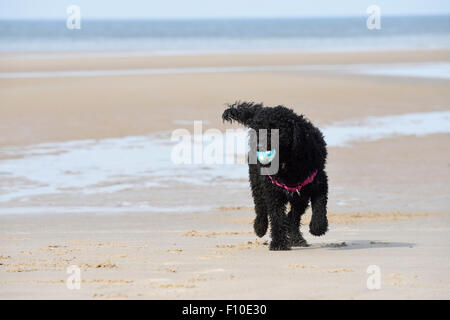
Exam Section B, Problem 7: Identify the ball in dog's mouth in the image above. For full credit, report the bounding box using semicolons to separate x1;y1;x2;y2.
256;149;276;165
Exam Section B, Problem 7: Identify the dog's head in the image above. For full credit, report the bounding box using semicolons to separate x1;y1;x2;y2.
222;101;326;181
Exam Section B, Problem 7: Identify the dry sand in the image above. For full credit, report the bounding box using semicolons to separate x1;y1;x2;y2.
0;50;449;299
0;209;449;299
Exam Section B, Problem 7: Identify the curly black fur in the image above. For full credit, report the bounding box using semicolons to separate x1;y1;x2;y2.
222;102;329;250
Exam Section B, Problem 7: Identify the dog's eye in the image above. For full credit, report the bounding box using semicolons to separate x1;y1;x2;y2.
257;149;276;165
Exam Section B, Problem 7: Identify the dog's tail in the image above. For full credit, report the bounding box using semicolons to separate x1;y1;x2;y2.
222;101;262;127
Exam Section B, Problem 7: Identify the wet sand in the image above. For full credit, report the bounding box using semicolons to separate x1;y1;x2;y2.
1;49;449;146
0;50;449;299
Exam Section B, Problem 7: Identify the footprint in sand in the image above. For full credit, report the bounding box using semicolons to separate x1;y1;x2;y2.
79;260;117;269
288;264;318;269
181;230;252;237
93;293;128;299
328;268;354;273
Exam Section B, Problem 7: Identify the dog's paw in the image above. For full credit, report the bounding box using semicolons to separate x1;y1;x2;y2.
253;215;268;238
288;234;309;247
269;241;291;251
309;217;328;236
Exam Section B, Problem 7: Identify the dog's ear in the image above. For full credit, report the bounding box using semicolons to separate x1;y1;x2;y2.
292;120;314;163
292;119;303;148
222;101;262;127
293;119;327;167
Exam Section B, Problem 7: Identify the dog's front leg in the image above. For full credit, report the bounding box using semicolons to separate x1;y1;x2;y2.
266;192;290;250
287;195;310;246
249;166;269;238
309;170;329;236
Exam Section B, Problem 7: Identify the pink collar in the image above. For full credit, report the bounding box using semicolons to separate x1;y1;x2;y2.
268;170;318;194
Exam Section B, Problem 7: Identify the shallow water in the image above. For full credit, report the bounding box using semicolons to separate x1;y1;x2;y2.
0;110;449;213
1;62;449;79
352;62;450;79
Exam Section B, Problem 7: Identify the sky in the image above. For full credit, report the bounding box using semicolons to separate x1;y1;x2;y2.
1;0;450;19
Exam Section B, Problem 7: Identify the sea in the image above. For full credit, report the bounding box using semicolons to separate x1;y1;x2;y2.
0;16;449;54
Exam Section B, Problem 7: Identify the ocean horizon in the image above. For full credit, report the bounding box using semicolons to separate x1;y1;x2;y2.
1;15;450;54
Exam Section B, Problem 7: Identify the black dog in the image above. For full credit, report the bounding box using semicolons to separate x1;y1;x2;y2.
222;102;328;250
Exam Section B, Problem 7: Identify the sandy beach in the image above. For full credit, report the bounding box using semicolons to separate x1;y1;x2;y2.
0;50;449;299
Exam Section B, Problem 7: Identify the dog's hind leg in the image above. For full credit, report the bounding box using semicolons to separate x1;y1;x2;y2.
287;195;310;247
309;170;329;236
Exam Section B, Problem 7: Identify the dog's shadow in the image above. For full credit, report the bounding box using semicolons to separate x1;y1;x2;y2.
291;240;415;251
